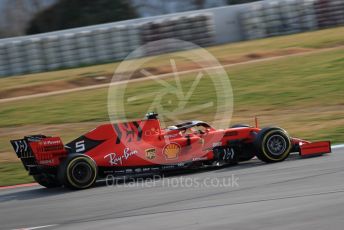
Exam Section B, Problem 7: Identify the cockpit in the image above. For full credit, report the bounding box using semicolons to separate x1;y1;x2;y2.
145;112;215;137
165;121;215;136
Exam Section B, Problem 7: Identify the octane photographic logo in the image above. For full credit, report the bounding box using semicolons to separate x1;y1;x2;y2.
106;174;239;189
107;38;233;161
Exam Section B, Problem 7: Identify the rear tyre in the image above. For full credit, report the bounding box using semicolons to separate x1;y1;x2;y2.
33;173;60;188
58;155;97;189
254;127;292;163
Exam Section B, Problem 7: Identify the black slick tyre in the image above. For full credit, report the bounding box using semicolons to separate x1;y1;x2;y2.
58;154;97;189
254;127;292;163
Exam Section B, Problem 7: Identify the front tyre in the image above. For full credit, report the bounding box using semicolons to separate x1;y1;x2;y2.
254;127;292;163
58;155;97;189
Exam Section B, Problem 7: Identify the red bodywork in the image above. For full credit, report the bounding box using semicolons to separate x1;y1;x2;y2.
11;116;332;176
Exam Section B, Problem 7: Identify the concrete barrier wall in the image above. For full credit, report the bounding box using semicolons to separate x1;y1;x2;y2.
0;0;344;77
0;13;215;77
240;0;317;39
240;0;344;40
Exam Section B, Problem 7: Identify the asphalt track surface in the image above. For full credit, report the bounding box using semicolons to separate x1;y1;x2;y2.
0;146;343;230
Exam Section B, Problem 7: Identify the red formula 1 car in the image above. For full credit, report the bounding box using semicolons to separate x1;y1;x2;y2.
10;113;331;189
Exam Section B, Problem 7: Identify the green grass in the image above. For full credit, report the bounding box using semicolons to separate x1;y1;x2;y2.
0;163;33;186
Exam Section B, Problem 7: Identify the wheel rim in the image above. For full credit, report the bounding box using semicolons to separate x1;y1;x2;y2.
71;161;92;184
267;135;287;156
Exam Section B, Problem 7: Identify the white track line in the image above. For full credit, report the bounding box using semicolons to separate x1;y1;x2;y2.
1;46;343;104
13;224;57;230
332;144;344;149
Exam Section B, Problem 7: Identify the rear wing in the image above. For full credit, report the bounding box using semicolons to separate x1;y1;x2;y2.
10;135;67;174
11;138;31;159
10;137;40;171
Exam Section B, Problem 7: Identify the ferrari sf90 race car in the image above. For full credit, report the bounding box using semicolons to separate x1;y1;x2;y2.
10;113;331;189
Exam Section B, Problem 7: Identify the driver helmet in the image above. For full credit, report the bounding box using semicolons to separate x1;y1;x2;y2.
167;125;178;130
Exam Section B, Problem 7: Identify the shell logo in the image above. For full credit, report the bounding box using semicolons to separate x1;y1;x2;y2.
163;143;181;160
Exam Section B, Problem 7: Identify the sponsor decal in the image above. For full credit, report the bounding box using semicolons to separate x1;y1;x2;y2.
163;142;181;160
144;128;159;136
223;147;235;160
113;122;142;144
13;140;28;153
113;124;122;144
162;165;176;169
192;157;208;161
145;148;156;160
212;142;222;147
125;169;133;173
39;159;54;164
151;167;160;171
164;133;180;139
38;141;64;152
123;123;135;142
104;147;138;166
114;170;126;174
132;121;143;141
103;170;115;174
43;140;61;145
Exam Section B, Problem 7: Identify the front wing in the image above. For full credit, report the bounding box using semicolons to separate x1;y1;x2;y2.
299;141;331;156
